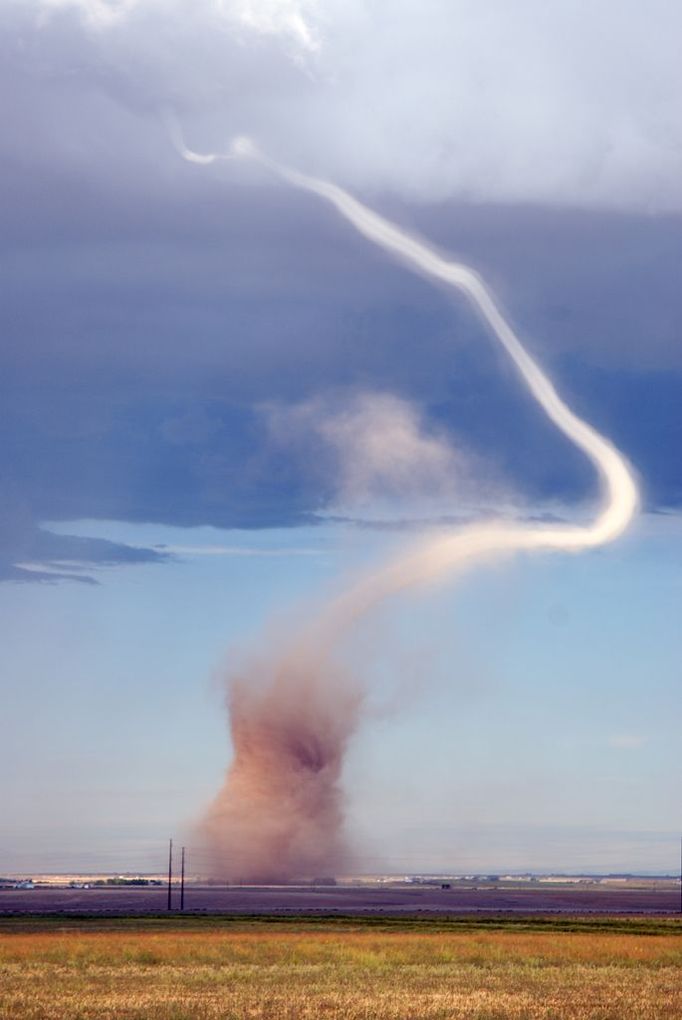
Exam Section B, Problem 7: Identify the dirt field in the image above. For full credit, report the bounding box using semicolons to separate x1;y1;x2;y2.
1;881;679;916
1;916;681;1019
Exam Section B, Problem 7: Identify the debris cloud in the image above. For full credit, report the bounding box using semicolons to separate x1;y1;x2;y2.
201;645;362;883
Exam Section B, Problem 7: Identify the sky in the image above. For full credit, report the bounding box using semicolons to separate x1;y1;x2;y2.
1;0;681;875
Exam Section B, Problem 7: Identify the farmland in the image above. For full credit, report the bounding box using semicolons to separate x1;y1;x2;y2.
1;915;680;1019
0;877;678;916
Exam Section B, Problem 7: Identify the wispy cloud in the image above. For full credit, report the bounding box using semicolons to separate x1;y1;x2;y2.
1;527;169;585
607;734;648;750
154;544;322;557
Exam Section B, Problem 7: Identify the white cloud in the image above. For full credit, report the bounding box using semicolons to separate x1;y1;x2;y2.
38;0;319;48
607;733;647;750
28;0;682;211
39;0;140;29
219;0;320;53
154;544;321;556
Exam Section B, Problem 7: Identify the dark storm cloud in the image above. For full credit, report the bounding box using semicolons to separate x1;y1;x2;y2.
0;492;168;584
1;0;681;582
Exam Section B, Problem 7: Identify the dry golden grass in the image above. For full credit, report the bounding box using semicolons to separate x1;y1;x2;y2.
1;919;681;1019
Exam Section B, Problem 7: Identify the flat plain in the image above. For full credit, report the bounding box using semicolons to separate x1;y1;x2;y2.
1;915;681;1020
1;880;678;915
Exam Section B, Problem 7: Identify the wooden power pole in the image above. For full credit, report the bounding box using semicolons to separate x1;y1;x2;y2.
167;838;173;912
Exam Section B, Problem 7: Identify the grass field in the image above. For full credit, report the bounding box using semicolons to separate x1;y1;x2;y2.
1;915;681;1019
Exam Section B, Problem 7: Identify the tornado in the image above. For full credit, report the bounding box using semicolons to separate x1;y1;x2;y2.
201;646;362;883
183;134;639;882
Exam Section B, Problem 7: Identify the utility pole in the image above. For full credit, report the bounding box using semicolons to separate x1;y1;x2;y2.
180;846;186;912
167;838;173;912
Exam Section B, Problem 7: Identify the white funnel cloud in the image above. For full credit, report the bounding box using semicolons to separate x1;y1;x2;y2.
179;135;638;623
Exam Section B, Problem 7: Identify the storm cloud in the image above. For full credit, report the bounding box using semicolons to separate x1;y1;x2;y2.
1;0;681;582
11;1;682;210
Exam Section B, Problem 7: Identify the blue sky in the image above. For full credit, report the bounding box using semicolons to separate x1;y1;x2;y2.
2;515;680;874
1;0;681;875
